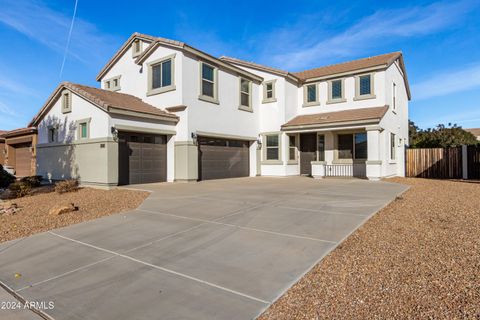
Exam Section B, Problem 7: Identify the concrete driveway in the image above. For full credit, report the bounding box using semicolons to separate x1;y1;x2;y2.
0;177;407;320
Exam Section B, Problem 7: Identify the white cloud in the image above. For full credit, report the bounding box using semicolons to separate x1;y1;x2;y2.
412;63;480;100
262;1;474;71
0;0;119;65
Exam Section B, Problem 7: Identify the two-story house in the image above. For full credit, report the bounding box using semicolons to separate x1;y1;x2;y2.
29;33;410;187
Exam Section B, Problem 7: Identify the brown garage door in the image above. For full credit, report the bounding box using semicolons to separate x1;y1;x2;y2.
198;136;250;180
118;132;167;185
14;143;32;177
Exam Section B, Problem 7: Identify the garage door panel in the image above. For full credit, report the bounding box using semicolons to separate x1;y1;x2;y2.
14;145;31;177
119;133;167;185
198;137;249;181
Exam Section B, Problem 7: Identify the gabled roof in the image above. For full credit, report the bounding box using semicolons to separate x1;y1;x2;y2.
219;57;300;82
97;32;263;83
282;106;389;130
465;128;480;137
29;82;178;126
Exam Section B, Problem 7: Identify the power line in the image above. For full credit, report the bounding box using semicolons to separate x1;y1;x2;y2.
59;0;79;80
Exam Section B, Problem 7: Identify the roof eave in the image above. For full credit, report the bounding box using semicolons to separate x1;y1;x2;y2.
281;118;382;131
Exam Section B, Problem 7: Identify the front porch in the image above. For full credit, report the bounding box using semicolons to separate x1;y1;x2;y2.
287;129;383;180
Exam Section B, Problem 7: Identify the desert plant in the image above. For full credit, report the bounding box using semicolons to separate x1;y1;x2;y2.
8;181;32;198
0;165;16;188
54;179;79;194
20;175;43;188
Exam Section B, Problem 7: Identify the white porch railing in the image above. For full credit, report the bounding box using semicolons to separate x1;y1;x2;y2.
312;163;367;178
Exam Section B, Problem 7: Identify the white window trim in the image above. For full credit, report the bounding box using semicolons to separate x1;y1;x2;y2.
390;132;397;162
132;39;143;58
238;78;253;112
61;90;72;114
262;79;277;104
261;132;282;164
287;134;298;164
392;81;397;113
354;72;376;101
303;83;320;107
76;118;91;140
104;75;121;92
198;62;219;104
327;78;347;104
146;54;176;96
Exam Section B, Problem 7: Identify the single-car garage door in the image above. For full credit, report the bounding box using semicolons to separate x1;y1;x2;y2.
198;136;250;180
118;132;167;185
13;143;32;177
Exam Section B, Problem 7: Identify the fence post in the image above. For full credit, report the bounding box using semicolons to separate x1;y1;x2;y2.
462;145;468;180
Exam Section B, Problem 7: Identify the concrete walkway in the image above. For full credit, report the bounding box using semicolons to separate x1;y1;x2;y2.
0;177;407;320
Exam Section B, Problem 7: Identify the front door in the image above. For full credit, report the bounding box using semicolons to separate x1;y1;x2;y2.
300;133;317;176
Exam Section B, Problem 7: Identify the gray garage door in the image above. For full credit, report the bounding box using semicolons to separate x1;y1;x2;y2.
118;132;167;185
198;136;250;181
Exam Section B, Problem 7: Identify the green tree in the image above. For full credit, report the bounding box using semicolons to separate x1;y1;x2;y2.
409;121;479;148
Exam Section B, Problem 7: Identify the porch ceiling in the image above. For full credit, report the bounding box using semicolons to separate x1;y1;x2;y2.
281;106;388;131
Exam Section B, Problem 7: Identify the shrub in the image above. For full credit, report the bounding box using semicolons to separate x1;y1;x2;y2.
54;179;79;194
0;165;16;188
8;181;32;198
20;175;43;188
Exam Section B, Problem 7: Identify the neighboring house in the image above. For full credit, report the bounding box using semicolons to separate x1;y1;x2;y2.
30;32;410;187
465;128;480;141
1;127;38;177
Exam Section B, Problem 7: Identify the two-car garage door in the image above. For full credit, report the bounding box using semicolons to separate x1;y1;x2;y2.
118;132;250;184
198;136;250;180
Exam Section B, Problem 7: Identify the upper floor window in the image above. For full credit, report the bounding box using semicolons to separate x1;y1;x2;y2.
392;82;397;112
262;80;276;103
328;79;345;104
239;78;252;112
199;62;218;104
303;83;319;107
132;39;142;57
147;54;175;96
355;73;375;100
104;75;121;91
61;90;71;114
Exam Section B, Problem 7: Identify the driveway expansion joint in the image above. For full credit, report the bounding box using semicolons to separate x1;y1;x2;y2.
47;231;270;305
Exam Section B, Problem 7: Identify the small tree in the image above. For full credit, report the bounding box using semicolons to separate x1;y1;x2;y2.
410;122;479;148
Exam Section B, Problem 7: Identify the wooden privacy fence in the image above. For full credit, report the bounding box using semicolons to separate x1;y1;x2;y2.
406;147;463;179
467;145;480;179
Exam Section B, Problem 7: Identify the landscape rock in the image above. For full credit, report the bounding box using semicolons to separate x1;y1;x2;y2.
49;203;79;216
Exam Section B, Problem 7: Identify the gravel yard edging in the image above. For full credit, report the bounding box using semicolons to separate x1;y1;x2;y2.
255;182;410;319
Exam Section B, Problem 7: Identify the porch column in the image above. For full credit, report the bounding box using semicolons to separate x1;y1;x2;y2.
366;127;382;181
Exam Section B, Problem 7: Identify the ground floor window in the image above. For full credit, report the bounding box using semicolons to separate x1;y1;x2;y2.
288;135;296;160
390;133;396;160
317;134;325;161
265;134;279;160
337;133;367;160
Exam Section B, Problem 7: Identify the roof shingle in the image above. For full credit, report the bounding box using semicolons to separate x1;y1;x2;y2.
293;52;402;80
282;106;389;129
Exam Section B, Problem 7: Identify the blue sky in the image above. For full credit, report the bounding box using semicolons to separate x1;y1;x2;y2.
1;0;480;130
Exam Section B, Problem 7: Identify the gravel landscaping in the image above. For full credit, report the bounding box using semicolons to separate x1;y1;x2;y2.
260;178;480;319
0;187;149;243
